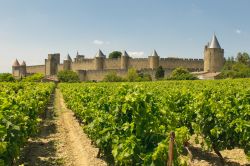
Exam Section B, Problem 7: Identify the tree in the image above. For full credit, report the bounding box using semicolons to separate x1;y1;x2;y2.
0;73;15;82
103;71;125;82
236;52;250;65
109;51;122;59
21;73;44;82
220;52;250;78
57;70;80;82
155;66;165;79
168;67;198;80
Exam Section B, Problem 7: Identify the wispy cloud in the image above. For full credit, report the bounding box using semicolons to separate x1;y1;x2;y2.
93;40;110;45
128;51;144;58
236;29;241;34
93;40;104;45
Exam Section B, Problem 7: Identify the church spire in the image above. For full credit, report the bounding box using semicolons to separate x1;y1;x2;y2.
209;33;221;48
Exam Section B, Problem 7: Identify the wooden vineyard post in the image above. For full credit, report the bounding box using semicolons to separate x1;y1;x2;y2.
167;131;175;166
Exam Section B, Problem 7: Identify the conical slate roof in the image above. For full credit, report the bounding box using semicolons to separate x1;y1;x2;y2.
12;59;20;66
67;54;72;61
122;50;129;57
95;49;105;58
20;61;26;66
151;50;159;56
209;34;221;48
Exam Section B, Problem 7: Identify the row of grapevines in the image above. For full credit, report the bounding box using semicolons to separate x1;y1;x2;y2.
59;79;250;165
0;82;55;165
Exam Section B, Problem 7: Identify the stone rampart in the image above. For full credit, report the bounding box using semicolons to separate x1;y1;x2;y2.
26;65;45;74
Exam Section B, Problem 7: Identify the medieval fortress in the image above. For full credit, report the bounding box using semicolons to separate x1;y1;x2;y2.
12;34;225;81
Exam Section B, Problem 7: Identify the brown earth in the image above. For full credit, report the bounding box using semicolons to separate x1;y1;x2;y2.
18;89;107;166
188;135;250;166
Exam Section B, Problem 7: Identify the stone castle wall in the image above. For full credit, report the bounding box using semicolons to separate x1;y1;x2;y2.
25;56;204;81
159;58;203;71
71;59;95;71
12;35;225;80
104;58;121;69
129;58;149;70
77;68;173;81
77;69;128;81
26;65;45;74
58;64;64;72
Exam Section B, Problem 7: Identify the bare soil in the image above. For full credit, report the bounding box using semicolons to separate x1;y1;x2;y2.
56;89;106;166
18;89;107;166
188;135;250;166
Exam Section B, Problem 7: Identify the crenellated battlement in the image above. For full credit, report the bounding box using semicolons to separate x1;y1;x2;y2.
12;34;224;80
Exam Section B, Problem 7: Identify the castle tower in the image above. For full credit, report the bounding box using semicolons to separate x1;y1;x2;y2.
63;54;72;70
94;49;105;70
204;34;225;72
121;50;129;69
149;50;159;69
19;61;27;77
12;59;20;77
45;53;60;76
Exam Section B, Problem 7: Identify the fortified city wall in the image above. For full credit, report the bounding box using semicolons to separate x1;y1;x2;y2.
11;34;225;81
26;65;45;74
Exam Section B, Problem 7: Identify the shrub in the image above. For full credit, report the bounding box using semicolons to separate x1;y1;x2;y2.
155;66;165;80
57;70;80;82
168;67;198;80
21;73;44;82
127;68;139;82
0;73;15;82
138;72;152;81
103;71;125;82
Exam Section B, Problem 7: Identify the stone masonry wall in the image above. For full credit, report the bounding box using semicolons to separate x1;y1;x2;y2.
128;58;149;70
26;65;45;74
104;58;121;69
159;58;204;71
77;69;128;81
26;57;204;77
71;59;95;71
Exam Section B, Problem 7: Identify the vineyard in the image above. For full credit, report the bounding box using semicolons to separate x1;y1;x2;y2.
0;82;55;165
59;79;250;165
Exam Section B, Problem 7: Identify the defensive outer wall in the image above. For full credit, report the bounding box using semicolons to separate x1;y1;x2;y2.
12;34;225;81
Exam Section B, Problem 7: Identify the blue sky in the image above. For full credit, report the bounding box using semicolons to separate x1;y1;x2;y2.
0;0;250;72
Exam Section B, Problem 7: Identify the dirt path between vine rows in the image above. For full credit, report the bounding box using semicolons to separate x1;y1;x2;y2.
19;89;107;166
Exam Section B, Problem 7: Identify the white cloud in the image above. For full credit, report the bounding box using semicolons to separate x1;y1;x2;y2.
92;40;110;45
128;51;144;58
93;40;104;45
236;29;241;34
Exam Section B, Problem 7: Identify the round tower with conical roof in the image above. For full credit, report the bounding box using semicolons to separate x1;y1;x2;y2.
149;50;159;69
204;34;225;72
20;61;27;77
121;50;129;69
12;59;20;77
95;49;105;70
